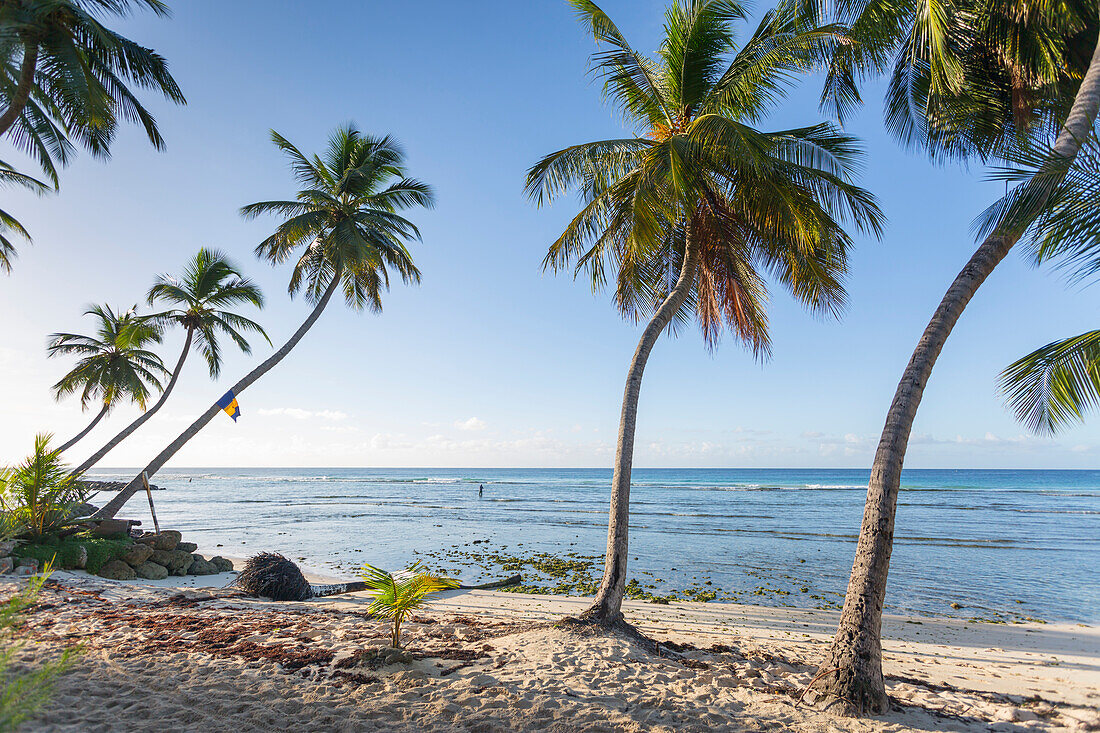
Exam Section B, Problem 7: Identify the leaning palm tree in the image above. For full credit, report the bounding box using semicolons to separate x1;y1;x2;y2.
526;0;883;627
47;304;167;453
800;0;1100;714
71;248;268;474
0;0;185;171
94;124;433;519
0;159;48;273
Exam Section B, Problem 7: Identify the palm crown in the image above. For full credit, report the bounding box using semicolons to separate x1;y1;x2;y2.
0;159;47;272
241;125;434;311
146;248;268;378
816;0;1098;162
526;0;884;354
47;303;167;411
0;0;185;181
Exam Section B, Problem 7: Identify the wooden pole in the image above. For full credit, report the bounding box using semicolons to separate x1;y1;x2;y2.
142;471;160;535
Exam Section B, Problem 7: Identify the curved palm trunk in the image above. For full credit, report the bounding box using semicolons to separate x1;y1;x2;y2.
94;273;343;520
811;38;1100;716
0;45;39;138
582;224;701;625
72;328;194;476
56;403;109;454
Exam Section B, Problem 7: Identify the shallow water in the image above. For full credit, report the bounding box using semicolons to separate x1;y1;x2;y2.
86;467;1100;623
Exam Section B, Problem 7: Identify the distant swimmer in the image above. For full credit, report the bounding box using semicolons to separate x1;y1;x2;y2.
479;484;484;497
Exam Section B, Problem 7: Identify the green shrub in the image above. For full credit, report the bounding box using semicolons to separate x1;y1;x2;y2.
13;535;133;573
82;537;132;574
0;565;79;731
0;435;89;541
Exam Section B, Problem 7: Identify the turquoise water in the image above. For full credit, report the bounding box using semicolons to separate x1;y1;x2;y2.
86;467;1100;623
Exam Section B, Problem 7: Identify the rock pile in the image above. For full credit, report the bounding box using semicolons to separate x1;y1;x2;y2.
95;530;234;581
0;541;40;576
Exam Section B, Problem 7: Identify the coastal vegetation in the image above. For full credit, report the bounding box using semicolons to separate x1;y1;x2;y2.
0;434;86;541
0;0;183;271
0;565;77;732
46;305;167;453
797;0;1100;713
72;248;268;475
95;125;434;519
0;0;1097;727
359;563;458;649
526;0;883;627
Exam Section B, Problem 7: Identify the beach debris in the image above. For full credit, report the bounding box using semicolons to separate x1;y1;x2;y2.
232;553;518;603
233;552;314;601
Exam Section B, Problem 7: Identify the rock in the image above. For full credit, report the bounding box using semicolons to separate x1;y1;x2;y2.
170;566;188;577
77;480;161;492
72;545;88;569
150;548;194;573
66;502;99;520
0;557;12;574
210;556;234;572
14;565;37;577
177;542;198;553
14;557;38;570
120;544;154;567
151;531;182;551
187;557;218;575
0;540;16;558
97;560;136;580
135;561;169;580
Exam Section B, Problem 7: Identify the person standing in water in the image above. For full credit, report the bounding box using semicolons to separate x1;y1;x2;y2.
479;484;484;497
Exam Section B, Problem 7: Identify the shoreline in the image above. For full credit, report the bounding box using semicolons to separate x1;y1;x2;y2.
19;562;1097;731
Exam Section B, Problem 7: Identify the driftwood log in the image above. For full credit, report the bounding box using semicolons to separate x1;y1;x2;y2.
231;553;521;601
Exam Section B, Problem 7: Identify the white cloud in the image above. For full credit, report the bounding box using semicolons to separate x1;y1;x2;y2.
257;408;348;421
454;416;486;432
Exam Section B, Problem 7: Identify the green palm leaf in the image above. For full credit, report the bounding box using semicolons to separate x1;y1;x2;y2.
998;331;1100;434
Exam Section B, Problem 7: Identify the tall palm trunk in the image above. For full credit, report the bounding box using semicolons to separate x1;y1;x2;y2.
0;45;39;137
812;37;1100;716
56;402;109;453
94;272;343;519
582;223;701;625
72;328;194;475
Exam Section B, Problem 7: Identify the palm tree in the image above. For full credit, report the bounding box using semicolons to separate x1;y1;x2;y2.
800;0;1100;715
360;563;458;649
47;303;168;453
995;136;1100;434
0;159;48;273
93;124;433;519
71;248;268;474
526;0;884;626
0;0;185;173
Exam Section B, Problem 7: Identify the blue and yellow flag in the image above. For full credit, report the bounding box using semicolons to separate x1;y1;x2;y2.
216;390;240;422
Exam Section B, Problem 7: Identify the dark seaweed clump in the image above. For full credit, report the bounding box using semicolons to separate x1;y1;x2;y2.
233;552;312;601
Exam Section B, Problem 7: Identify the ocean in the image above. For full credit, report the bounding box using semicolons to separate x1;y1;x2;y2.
85;467;1100;624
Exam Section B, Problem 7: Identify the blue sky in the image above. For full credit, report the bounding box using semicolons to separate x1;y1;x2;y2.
1;0;1098;469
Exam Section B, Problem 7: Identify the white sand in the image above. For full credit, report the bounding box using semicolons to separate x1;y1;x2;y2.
12;569;1100;732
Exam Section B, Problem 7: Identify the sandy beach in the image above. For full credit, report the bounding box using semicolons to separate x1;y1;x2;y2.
12;561;1099;732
